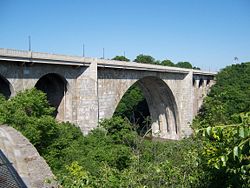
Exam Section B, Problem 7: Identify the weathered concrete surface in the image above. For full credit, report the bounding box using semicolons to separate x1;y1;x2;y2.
0;125;56;188
0;48;216;139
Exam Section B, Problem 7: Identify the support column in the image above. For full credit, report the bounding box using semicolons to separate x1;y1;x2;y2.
76;60;99;134
179;71;193;137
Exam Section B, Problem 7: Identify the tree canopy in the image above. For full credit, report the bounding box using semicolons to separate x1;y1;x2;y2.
175;61;193;69
134;54;156;64
112;56;130;62
161;59;175;67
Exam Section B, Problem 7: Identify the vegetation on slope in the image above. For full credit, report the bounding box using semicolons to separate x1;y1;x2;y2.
193;62;250;187
0;89;208;187
195;62;250;127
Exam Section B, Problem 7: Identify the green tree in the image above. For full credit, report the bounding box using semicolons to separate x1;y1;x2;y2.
176;61;193;69
195;112;250;187
112;56;130;62
100;116;138;148
134;54;156;64
161;59;175;67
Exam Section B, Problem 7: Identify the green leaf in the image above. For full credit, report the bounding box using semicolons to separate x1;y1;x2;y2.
239;127;245;138
206;127;212;137
220;156;227;166
233;146;238;160
214;162;220;169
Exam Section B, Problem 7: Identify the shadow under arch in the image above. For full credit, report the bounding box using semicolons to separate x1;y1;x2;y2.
0;74;13;99
35;73;68;119
115;76;180;140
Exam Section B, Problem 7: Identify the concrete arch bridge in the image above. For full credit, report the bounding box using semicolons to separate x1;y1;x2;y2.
0;48;215;140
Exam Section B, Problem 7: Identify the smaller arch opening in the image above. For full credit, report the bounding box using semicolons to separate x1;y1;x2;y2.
35;73;68;118
199;78;204;88
0;75;12;99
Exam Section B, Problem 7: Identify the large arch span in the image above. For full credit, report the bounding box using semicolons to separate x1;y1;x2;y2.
113;76;180;140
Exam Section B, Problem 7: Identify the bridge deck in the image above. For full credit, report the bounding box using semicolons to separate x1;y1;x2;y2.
0;48;216;75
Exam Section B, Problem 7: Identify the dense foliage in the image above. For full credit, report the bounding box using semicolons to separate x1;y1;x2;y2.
161;59;175;67
193;62;250;187
195;62;250;127
175;61;192;69
134;54;156;64
0;89;208;187
196;113;250;187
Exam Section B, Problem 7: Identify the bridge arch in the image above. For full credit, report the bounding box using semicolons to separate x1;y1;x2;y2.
35;73;68;120
0;74;13;99
114;76;180;140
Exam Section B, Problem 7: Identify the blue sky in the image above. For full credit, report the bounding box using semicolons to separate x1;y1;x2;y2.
0;0;249;71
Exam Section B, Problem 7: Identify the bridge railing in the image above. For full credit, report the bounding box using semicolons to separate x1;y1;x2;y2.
0;149;27;188
0;48;30;57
